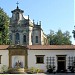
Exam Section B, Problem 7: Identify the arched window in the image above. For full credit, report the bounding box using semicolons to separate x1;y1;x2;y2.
9;34;12;40
16;12;19;20
15;33;20;44
31;35;33;43
35;36;38;43
23;35;26;43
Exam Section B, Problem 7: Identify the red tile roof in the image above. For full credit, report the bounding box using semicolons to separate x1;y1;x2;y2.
0;45;9;50
0;45;75;50
27;45;75;50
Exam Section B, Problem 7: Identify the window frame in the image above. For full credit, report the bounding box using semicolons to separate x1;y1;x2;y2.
15;33;20;44
23;35;26;43
16;12;19;20
0;55;2;64
35;55;45;64
9;33;12;40
35;36;38;43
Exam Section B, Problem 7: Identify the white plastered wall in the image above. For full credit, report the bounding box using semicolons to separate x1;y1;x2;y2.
28;49;75;72
0;50;9;72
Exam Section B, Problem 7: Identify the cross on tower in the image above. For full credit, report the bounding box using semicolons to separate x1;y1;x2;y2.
16;1;19;7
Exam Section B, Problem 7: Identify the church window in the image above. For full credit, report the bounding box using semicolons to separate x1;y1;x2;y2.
36;55;44;64
16;12;19;20
15;33;20;44
23;35;26;43
9;34;12;40
31;35;33;43
35;36;38;43
0;55;2;64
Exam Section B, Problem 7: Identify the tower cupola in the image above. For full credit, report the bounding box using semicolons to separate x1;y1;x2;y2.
11;2;24;21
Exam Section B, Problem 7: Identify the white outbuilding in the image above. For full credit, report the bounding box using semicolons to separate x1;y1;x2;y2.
0;45;75;72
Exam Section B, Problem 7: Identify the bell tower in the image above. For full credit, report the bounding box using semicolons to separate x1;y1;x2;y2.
11;2;24;24
9;2;26;45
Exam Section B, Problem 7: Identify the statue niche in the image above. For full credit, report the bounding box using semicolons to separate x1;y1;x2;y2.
15;60;23;68
13;60;25;73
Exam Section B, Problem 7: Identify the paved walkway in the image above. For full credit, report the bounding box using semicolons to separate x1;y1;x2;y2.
25;73;75;75
33;73;75;75
1;73;75;75
43;73;75;75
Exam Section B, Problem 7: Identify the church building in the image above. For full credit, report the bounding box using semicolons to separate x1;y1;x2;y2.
0;5;75;73
9;5;47;45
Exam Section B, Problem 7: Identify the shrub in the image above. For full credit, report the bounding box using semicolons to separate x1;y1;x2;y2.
29;67;36;73
27;67;44;74
1;65;8;73
7;67;23;73
46;65;55;73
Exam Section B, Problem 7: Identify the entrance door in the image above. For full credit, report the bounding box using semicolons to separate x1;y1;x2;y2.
57;55;66;72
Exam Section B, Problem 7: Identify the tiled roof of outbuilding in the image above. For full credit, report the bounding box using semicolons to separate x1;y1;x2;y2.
27;45;75;50
0;45;9;50
0;45;75;50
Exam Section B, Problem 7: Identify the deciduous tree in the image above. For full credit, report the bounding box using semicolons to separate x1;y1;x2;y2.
47;30;71;45
0;7;9;44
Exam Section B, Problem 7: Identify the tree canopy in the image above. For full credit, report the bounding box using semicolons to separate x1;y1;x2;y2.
0;7;9;44
72;26;75;39
47;30;71;45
